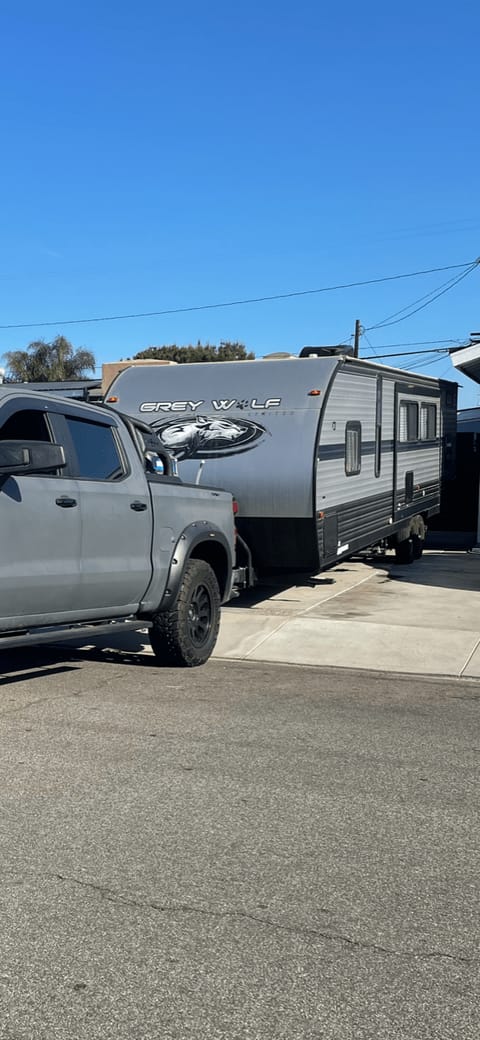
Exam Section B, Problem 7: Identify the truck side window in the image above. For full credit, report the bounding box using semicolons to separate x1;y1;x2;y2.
65;417;125;480
0;408;60;475
345;421;361;476
0;409;52;442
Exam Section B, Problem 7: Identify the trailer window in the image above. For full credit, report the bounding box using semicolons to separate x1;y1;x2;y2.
345;421;361;476
420;403;437;440
399;401;418;442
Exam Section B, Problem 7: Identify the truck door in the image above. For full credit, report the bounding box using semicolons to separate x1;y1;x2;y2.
0;403;82;625
58;410;154;613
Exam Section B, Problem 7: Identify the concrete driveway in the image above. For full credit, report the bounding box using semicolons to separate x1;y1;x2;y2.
217;550;480;678
68;551;480;680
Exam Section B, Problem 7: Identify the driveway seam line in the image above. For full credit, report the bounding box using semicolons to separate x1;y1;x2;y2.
299;571;377;616
241;616;294;658
459;636;480;677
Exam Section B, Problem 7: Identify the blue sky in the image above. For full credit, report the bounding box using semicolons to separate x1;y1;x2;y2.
1;0;479;405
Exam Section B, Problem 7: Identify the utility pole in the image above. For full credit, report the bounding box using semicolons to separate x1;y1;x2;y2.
353;319;361;358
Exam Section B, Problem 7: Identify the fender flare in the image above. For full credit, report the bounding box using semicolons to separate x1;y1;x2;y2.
155;521;233;613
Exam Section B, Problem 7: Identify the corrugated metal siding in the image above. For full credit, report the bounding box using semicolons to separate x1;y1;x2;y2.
395;444;441;492
337;490;393;546
315;372;444;560
316;370;395;510
394;388;441;507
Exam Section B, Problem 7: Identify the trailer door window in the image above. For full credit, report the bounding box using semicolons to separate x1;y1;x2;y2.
345;421;361;476
420;403;437;440
399;401;418;442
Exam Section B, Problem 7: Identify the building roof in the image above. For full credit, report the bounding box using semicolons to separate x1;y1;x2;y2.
450;342;480;385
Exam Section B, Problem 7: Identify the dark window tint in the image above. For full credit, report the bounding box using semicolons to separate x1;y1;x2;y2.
0;409;52;441
65;417;124;480
399;401;418;442
0;408;60;475
345;421;361;476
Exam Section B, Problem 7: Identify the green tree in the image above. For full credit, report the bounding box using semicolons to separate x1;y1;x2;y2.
133;341;255;364
3;336;96;382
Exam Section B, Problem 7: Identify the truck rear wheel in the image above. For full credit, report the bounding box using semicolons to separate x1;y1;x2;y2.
150;559;221;667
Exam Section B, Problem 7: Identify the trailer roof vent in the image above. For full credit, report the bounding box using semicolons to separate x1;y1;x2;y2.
261;352;298;360
299;345;354;358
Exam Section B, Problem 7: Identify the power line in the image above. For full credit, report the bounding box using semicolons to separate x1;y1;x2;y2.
366;269;470;329
395;354;448;373
0;260;476;332
365;261;479;332
363;338;461;348
362;332;379;356
363;347;451;360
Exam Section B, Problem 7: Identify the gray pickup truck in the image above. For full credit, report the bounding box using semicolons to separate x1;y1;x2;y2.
0;388;238;666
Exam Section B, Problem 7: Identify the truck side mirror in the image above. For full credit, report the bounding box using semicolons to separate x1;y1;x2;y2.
0;440;66;475
144;451;165;475
144;449;179;478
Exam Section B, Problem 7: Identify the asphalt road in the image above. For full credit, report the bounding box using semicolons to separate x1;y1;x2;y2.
0;648;479;1040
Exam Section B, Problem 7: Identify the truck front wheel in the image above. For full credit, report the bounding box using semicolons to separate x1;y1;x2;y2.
150;559;221;667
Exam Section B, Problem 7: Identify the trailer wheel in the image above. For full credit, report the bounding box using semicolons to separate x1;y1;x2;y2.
150;559;221;667
395;536;414;565
412;534;425;560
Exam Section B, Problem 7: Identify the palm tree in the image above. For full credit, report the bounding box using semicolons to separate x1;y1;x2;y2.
3;336;96;382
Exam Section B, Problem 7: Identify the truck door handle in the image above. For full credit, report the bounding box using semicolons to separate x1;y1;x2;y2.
55;496;77;508
130;500;148;511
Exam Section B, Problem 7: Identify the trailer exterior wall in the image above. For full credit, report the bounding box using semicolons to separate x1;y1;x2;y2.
105;356;457;575
315;367;446;562
106;356;339;521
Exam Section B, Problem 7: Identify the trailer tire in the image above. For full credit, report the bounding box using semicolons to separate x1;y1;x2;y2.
395;536;415;565
412;534;425;560
149;559;221;667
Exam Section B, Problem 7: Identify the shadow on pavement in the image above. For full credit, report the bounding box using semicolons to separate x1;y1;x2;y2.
357;549;480;594
227;550;480;608
0;639;157;680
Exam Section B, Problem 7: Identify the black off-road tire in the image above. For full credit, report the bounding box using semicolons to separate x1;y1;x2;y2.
149;559;221;667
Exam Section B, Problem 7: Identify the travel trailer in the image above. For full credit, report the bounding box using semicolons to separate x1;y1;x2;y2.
104;348;457;578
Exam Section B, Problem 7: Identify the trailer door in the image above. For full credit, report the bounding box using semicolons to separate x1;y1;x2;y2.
393;383;442;521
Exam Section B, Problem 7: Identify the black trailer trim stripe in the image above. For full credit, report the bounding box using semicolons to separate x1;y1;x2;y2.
318;438;438;461
318;486;440;564
396;439;439;453
317;483;438;519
